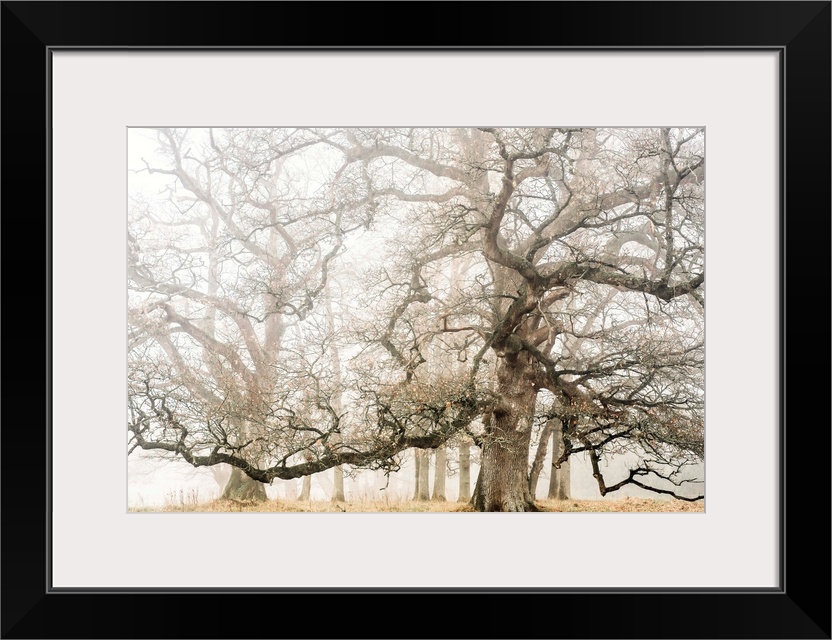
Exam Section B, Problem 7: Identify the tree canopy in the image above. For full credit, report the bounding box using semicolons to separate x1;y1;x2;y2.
128;127;705;511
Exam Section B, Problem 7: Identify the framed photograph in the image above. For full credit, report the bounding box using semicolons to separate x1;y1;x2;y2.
2;2;828;638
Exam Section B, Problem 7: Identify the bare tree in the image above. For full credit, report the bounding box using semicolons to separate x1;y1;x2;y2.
528;416;557;498
335;127;704;510
432;447;447;501
414;449;430;501
458;441;472;502
547;422;570;500
298;455;312;501
129;127;704;511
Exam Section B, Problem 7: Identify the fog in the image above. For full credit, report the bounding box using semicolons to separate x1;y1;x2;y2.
128;449;702;508
128;127;705;512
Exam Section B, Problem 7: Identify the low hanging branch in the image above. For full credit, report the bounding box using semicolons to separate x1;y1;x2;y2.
582;437;703;502
128;388;481;484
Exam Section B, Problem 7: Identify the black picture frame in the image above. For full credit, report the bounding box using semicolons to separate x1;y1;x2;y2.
2;2;829;638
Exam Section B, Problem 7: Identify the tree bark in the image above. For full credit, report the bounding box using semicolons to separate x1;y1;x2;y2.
221;467;267;502
432;447;447;501
472;424;536;511
458;442;471;502
548;422;571;500
471;359;538;512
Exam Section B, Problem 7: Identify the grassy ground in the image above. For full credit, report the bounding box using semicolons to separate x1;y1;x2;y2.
130;496;703;513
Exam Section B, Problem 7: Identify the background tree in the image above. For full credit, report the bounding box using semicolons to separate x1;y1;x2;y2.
129;127;368;500
414;450;430;501
547;422;570;500
458;440;472;502
528;414;561;499
432;447;447;501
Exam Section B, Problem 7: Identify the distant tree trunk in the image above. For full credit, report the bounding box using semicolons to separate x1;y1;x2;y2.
385;467;397;498
297;450;315;501
548;422;571;500
221;467;267;502
210;463;232;496
529;419;557;498
282;479;297;500
373;469;386;494
298;474;312;501
418;450;430;500
414;449;430;500
458;442;471;502
413;450;421;499
332;465;346;502
432;447;447;501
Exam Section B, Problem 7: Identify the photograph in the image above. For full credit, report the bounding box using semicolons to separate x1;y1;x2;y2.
128;126;705;513
2;0;828;635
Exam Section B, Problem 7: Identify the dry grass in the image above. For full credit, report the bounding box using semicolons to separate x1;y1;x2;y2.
537;497;703;513
130;496;702;513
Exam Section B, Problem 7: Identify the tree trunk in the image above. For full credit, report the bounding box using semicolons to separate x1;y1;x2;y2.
471;359;538;512
458;442;471;502
416;449;430;500
413;449;421;500
332;465;346;502
282;479;297;500
472;424;536;511
548;424;571;500
298;474;312;501
529;419;557;498
298;450;314;501
221;467;267;502
432;447;447;501
210;463;232;496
